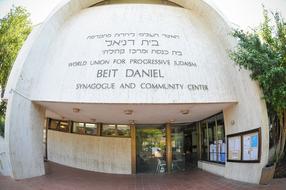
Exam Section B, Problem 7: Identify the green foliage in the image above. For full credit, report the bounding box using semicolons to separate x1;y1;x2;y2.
229;8;286;162
0;6;32;137
0;6;32;95
229;8;286;115
137;128;166;152
0;101;6;137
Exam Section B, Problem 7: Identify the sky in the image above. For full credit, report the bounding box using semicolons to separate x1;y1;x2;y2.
0;0;286;30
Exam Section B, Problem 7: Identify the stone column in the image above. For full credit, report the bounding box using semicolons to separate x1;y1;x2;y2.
5;92;45;179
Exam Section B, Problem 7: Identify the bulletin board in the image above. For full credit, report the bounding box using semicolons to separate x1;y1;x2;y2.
227;136;241;160
227;128;261;163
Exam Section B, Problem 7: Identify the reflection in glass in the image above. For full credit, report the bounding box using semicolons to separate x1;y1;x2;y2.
171;126;185;171
136;126;166;174
102;124;116;136
216;115;226;163
85;123;97;135
101;124;130;136
200;113;226;163
59;121;69;132
201;122;208;160
188;124;199;168
117;125;130;136
73;122;97;135
171;124;198;171
73;122;85;134
208;119;216;161
50;120;59;130
216;116;225;141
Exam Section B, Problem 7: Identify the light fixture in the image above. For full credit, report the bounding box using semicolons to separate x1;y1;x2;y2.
168;119;175;123
124;109;133;115
180;109;190;115
73;108;80;113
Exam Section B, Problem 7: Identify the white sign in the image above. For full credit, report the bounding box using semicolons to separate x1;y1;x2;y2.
243;132;259;160
228;136;241;160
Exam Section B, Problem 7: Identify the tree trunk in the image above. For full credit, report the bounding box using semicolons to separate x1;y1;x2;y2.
0;86;4;98
276;110;286;161
275;118;282;162
273;110;285;162
270;115;278;163
279;110;286;159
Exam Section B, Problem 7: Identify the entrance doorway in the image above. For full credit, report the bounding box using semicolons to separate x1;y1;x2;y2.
136;125;166;173
133;113;225;174
136;124;198;174
171;123;199;172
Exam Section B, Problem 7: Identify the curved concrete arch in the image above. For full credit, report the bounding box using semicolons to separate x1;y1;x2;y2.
5;0;234;98
3;0;269;184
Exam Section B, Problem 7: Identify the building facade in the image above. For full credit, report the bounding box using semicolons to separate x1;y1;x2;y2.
1;0;269;184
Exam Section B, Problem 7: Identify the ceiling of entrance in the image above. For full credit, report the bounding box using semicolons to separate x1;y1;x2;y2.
38;101;236;124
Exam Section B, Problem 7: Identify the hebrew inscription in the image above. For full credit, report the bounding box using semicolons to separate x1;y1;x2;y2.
68;32;208;91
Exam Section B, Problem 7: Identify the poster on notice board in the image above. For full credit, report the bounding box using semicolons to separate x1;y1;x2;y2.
242;132;259;161
227;136;241;160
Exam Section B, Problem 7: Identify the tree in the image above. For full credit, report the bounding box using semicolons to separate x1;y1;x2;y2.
229;8;286;163
0;6;32;137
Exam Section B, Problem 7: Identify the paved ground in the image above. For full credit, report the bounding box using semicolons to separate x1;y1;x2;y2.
1;162;286;190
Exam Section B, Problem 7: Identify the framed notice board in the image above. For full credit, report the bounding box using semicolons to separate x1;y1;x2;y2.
228;136;241;160
227;128;261;163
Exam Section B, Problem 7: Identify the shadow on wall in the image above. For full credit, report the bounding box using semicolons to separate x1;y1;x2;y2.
0;117;4;137
0;137;10;176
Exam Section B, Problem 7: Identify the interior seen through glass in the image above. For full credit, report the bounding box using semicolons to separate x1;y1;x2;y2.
47;112;225;174
136;113;225;174
136;125;166;173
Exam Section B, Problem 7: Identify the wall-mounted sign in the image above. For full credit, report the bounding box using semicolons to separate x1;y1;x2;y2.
29;6;237;103
227;128;261;163
243;132;259;161
228;136;241;160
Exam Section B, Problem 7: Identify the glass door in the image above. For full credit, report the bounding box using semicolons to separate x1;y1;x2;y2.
171;125;185;171
136;125;166;174
171;123;198;172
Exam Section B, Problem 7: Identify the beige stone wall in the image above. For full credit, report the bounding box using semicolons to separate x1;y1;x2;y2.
198;161;225;177
26;4;237;104
5;93;45;179
0;137;10;176
47;130;131;174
